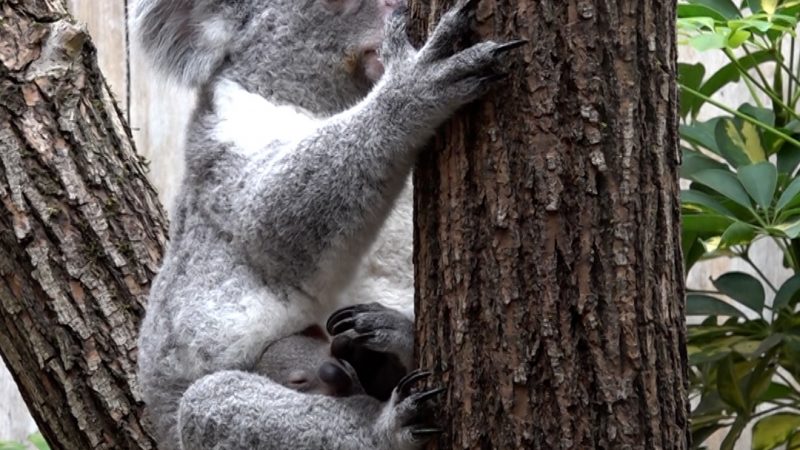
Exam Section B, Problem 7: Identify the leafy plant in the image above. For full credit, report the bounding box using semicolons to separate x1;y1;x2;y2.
679;0;800;449
0;433;49;450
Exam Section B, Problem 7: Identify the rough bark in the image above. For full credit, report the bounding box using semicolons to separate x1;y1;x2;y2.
0;1;165;449
411;1;688;449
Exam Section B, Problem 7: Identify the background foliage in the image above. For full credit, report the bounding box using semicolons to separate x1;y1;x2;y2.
679;0;800;448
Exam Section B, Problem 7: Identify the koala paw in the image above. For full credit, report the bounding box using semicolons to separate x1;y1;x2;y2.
382;0;526;115
381;369;445;449
327;303;413;359
327;303;414;400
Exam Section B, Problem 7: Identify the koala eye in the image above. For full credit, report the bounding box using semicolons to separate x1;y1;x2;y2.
287;370;311;389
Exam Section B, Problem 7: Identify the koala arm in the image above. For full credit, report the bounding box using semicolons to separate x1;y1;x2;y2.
178;370;440;450
231;5;520;293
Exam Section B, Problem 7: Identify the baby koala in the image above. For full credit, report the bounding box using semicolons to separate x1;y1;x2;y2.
252;324;365;397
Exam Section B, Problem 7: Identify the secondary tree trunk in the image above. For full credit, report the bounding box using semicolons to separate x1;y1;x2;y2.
0;1;165;449
411;1;688;449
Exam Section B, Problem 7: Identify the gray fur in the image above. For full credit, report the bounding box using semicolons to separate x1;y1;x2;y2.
135;0;516;448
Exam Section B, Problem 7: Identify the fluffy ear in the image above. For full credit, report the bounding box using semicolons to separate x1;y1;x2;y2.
133;0;238;86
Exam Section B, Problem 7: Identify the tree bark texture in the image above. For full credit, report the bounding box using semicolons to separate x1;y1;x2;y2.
0;1;166;449
411;1;689;449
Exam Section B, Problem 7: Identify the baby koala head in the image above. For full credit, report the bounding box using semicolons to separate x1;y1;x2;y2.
253;325;364;397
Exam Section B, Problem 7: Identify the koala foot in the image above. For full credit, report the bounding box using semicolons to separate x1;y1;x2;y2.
380;369;446;449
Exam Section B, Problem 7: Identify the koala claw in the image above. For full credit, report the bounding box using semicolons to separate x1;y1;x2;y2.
409;387;446;405
492;39;529;55
410;427;445;439
396;369;431;398
329;317;356;335
352;331;378;343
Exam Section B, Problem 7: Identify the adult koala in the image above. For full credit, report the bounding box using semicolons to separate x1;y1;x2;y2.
133;0;520;448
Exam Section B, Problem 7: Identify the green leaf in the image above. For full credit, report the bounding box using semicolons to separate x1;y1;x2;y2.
692;424;727;446
777;176;800;211
717;356;747;412
727;28;751;47
739;104;775;128
770;219;800;238
774;274;800;309
692;0;741;18
689;169;754;209
777;144;800;175
762;0;779;15
690;33;729;51
686;294;745;316
679;64;706;119
678;3;728;21
684;214;735;234
682;189;737;216
681;149;728;178
681;119;722;153
713;272;765;313
789;432;800;450
752;413;800;450
738;162;777;209
684;233;707;272
719;221;757;246
751;333;784;357
778;206;800;223
758;382;797;403
715;118;767;167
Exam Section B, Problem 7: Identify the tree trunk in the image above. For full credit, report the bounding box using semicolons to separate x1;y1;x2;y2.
0;1;166;449
411;1;689;448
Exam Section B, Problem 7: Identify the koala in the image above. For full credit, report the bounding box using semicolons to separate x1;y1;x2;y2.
133;0;521;448
251;325;366;397
183;323;441;450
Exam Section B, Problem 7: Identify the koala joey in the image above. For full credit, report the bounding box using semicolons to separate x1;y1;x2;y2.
256;306;413;402
251;324;365;397
133;0;521;448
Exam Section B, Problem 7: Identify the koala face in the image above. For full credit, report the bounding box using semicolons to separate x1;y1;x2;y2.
220;0;405;114
252;326;364;397
135;0;405;113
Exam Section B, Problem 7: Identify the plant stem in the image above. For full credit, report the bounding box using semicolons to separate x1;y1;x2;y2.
720;416;748;450
726;48;800;122
686;289;723;295
764;45;800;97
775;237;800;272
750;403;797;420
789;37;796;104
680;84;800;149
741;254;779;293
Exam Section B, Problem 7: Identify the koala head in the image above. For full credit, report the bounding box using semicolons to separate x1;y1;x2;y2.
134;0;404;114
252;325;365;397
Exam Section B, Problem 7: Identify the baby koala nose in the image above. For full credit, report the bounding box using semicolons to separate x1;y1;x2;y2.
319;361;355;396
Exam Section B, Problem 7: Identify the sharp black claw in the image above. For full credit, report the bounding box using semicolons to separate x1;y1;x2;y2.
331;317;356;335
493;39;528;55
411;427;444;439
353;331;378;343
413;387;446;403
396;369;431;394
326;307;356;333
480;72;509;84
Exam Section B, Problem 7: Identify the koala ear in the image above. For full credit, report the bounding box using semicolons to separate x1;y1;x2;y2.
133;0;237;86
